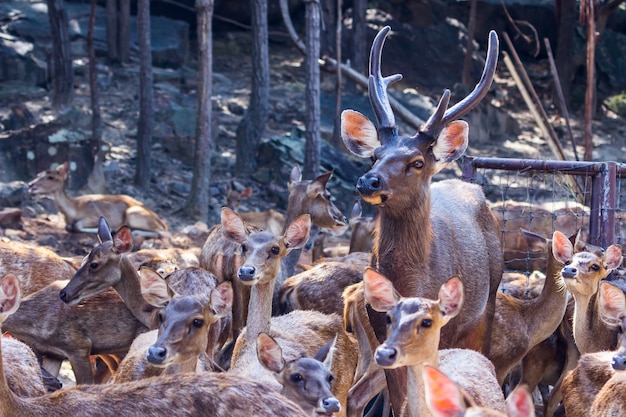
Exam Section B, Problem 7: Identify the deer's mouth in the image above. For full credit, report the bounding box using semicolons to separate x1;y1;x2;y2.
361;193;389;206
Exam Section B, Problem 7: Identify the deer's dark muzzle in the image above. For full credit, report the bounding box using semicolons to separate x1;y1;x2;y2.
375;345;398;367
321;397;341;413
612;354;626;371
238;266;257;283
356;174;382;195
147;346;168;364
561;267;578;279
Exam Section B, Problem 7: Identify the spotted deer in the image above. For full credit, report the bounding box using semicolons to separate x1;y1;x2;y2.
112;267;233;382
0;273;309;417
257;332;342;417
562;280;626;417
28;162;168;237
340;25;501;413
364;267;506;416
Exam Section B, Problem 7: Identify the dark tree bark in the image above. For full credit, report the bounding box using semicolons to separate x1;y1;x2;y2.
184;0;214;220
350;0;367;76
320;0;336;57
106;0;118;62
88;0;102;151
583;0;595;161
119;0;131;63
462;0;478;86
46;0;73;109
303;0;322;180
555;0;576;105
234;0;269;176
134;0;153;190
331;0;342;147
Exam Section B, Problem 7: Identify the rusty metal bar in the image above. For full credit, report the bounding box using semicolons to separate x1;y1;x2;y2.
464;156;601;176
599;162;617;247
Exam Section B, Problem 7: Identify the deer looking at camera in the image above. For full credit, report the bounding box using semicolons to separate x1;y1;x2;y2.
0;273;309;417
340;26;502;413
28;162;168;237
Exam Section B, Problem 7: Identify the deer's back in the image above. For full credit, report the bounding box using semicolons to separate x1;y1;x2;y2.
2;336;46;397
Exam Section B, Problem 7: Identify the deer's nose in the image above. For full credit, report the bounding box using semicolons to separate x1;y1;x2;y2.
357;174;382;195
147;346;167;364
321;397;341;413
238;266;256;282
375;346;398;367
561;267;578;279
612;354;626;371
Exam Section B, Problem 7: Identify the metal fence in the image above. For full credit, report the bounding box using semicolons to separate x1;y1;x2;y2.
459;156;626;273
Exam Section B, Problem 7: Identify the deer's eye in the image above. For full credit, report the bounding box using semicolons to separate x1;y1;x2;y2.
421;319;433;328
411;160;424;169
192;319;204;328
47;175;55;180
270;246;280;256
591;264;600;272
290;373;303;383
90;262;98;270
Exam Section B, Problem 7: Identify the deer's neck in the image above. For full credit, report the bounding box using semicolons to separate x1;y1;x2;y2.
245;281;274;342
113;257;154;328
572;293;617;354
51;187;79;222
526;265;568;346
375;192;432;298
406;353;439;417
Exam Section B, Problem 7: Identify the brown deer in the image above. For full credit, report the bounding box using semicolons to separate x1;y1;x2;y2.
347;200;376;255
221;208;357;416
562;280;626;417
340;25;501;412
364;267;506;416
28;162;168;237
0;273;309;417
2;279;147;385
257;332;342;417
1;335;46;397
488;230;568;384
423;365;536;417
59;217;156;328
112;267;233;382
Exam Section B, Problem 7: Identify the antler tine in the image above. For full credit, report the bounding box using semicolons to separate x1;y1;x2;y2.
422;30;500;136
420;89;451;137
369;26;403;135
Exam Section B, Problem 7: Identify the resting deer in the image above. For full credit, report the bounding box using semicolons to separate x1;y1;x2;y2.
423;366;535;417
1;335;46;397
28;161;168;237
0;273;309;417
59;217;156;328
364;267;506;416
562;280;626;417
112;267;233;382
340;25;502;413
257;332;341;417
488;230;568;384
222;208;357;416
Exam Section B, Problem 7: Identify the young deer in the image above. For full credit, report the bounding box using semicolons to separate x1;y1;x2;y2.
0;273;309;417
112;267;233;382
488;230;568;384
341;26;502;413
562;280;626;417
257;332;341;417
222;208;357;416
28;161;168;237
2;279;147;384
59;217;156;328
423;366;535;417
553;233;622;354
364;267;506;417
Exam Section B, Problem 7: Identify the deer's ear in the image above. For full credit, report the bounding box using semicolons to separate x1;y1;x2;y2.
113;226;134;254
283;214;311;250
210;282;233;319
139;267;173;308
97;216;113;243
341;110;380;158
0;274;21;317
307;171;333;198
432;120;468;173
506;385;535;417
604;245;623;270
552;230;573;264
221;207;248;244
257;332;285;374
423;365;466;416
599;281;626;325
438;276;464;320
363;267;399;312
58;162;70;176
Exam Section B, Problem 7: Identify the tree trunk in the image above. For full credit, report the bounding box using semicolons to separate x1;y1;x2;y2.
462;0;477;86
304;0;321;180
555;0;576;105
235;0;269;176
135;0;153;190
349;0;367;82
583;0;595;161
320;0;336;57
106;0;118;62
331;0;342;147
184;0;214;221
88;0;102;152
46;0;73;109
119;0;131;63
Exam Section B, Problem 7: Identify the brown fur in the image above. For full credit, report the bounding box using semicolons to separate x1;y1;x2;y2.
1;336;46;397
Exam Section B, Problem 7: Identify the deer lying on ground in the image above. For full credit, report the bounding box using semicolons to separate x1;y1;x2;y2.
257;332;342;417
561;280;626;417
488;230;568;384
28;161;168;237
364;267;506;416
423;366;536;417
59;217;156;328
2;279;147;385
0;273;309;417
340;26;502;413
225;183;286;236
1;335;46;397
112;267;233;382
221;208;357;416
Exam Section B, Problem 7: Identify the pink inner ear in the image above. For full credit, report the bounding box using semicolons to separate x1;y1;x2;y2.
423;366;464;416
364;269;396;310
552;230;573;262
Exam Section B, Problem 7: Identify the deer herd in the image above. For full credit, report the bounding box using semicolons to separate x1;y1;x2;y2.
1;25;625;417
